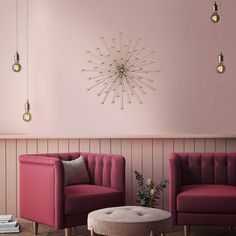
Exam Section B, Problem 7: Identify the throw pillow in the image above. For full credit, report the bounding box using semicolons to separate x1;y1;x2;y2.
62;156;90;185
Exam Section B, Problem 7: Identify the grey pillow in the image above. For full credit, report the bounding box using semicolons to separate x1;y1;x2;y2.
62;156;89;186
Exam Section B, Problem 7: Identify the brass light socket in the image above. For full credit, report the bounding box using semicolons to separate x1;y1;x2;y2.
213;2;218;12
14;51;20;62
218;53;224;63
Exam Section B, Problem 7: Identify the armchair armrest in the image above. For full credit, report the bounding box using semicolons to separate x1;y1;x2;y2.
169;153;181;225
19;155;64;229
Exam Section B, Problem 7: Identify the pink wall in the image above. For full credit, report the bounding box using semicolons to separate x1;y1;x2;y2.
1;0;236;136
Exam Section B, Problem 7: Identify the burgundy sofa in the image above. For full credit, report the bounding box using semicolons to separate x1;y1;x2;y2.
169;153;236;236
19;152;125;236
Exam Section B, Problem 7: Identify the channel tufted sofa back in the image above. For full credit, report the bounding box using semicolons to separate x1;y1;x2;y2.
172;153;236;186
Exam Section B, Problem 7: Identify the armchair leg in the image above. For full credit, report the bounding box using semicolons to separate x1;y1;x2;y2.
32;222;38;235
65;228;72;236
184;225;190;236
91;227;96;236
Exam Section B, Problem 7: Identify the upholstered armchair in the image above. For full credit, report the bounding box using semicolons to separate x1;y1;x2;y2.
169;153;236;236
19;152;125;236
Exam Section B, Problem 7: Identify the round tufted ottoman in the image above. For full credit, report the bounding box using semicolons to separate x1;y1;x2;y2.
87;206;171;236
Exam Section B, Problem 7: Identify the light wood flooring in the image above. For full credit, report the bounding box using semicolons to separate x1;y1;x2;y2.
2;224;236;236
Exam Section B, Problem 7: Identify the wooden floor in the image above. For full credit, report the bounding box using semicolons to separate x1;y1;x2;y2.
2;224;236;236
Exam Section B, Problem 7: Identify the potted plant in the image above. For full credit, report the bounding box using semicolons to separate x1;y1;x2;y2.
134;171;168;208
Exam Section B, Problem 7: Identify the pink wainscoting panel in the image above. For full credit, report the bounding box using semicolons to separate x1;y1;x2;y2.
89;139;100;153
16;140;26;218
205;139;216;152
216;139;226;152
27;139;37;154
68;139;79;152
1;137;236;220
0;140;6;214
58;139;69;153
122;139;132;205
142;139;153;181
37;139;48;153
6;140;17;217
131;139;142;205
163;139;173;210
80;139;90;152
153;139;164;209
48;139;59;153
101;139;111;154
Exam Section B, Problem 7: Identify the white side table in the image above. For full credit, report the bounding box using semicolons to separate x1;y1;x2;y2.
88;206;171;236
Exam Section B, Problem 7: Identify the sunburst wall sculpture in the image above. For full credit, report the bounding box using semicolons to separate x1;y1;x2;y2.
82;32;160;109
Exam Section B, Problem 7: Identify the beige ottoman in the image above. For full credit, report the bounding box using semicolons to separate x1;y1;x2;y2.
87;206;171;236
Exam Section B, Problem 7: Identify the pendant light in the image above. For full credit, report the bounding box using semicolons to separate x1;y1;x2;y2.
23;0;32;122
12;0;22;72
211;2;220;23
216;0;225;74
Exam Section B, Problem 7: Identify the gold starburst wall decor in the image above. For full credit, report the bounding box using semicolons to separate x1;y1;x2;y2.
82;32;160;109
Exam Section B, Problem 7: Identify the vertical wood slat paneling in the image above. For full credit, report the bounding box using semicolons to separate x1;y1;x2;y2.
153;139;164;209
226;139;236;152
194;139;205;152
216;139;226;152
100;139;111;153
6;140;17;217
111;139;122;154
184;139;194;152
2;136;236;218
37;139;48;153
131;139;142;205
90;139;100;153
58;139;69;153
48;139;59;153
205;139;216;152
27;139;37;154
16;140;26;218
0;140;6;214
121;139;132;205
80;139;90;152
163;139;173;210
68;139;79;152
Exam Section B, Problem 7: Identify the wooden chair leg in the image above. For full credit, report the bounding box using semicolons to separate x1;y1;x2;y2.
149;230;155;236
65;228;72;236
184;225;190;236
32;222;38;235
91;227;96;236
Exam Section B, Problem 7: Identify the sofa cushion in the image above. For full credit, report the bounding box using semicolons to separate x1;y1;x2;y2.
177;184;236;214
65;184;123;215
62;157;89;186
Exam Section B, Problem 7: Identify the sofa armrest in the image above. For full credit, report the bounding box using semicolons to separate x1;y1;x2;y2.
19;155;64;229
169;153;181;225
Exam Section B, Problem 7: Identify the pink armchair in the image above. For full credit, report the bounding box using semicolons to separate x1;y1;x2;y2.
19;152;125;236
169;153;236;236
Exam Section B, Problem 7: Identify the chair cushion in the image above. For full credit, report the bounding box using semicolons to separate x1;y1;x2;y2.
65;184;123;215
177;184;236;214
62;156;89;186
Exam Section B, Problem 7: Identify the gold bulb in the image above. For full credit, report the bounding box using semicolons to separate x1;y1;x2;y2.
211;12;220;23
12;51;22;72
23;112;32;122
217;63;225;74
23;100;32;122
211;2;220;23
12;62;22;72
